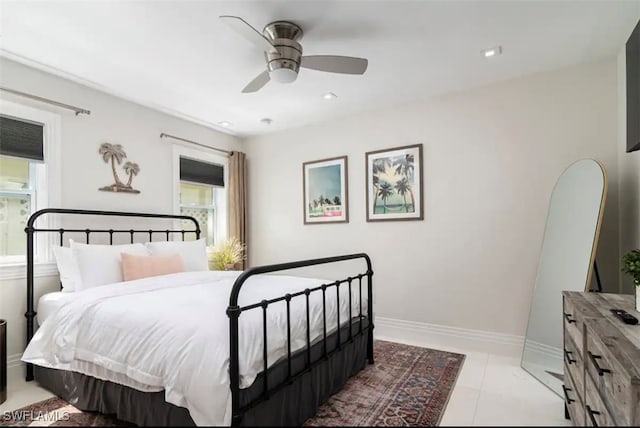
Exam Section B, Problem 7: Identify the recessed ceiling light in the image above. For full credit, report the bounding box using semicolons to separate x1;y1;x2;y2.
323;92;337;100
218;121;232;127
482;46;502;58
260;118;273;125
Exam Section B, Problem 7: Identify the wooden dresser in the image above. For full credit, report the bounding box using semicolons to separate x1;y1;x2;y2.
562;292;640;426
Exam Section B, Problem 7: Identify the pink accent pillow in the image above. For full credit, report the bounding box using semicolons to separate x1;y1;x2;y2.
121;253;185;282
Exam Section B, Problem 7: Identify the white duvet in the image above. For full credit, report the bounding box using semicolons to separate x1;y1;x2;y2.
22;270;367;426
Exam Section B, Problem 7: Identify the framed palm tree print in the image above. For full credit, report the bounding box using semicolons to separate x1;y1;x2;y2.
303;156;349;224
366;144;423;221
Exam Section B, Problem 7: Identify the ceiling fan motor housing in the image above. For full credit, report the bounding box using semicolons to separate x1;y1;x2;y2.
263;21;303;83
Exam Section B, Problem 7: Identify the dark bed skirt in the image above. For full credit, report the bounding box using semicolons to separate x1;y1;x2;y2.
34;322;370;426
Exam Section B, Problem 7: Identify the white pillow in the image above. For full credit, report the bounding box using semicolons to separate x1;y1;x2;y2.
71;241;150;290
52;246;82;292
145;238;208;272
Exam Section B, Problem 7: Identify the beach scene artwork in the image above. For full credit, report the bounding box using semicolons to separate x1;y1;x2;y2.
366;144;423;221
303;156;348;224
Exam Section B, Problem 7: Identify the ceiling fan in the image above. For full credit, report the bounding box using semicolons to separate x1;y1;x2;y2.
219;16;369;93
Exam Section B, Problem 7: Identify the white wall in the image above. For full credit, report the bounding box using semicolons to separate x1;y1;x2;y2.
0;57;243;375
245;59;619;338
618;47;640;294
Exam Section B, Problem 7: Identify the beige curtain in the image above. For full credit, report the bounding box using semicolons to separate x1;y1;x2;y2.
228;151;247;269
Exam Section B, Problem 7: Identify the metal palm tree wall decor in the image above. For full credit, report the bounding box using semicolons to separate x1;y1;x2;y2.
98;143;141;194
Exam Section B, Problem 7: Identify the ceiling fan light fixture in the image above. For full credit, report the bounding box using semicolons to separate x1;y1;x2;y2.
219;16;368;93
270;67;298;84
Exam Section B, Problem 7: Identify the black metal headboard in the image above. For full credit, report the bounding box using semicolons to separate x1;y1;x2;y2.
24;208;200;381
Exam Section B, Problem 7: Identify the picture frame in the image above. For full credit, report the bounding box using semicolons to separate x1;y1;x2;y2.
303;156;349;224
366;144;423;222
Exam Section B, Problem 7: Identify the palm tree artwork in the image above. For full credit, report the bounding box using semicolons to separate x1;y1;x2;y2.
123;162;140;187
394;177;410;212
99;143;125;186
98;143;142;194
371;158;391;210
394;154;415;210
371;155;414;214
378;181;394;213
367;144;422;220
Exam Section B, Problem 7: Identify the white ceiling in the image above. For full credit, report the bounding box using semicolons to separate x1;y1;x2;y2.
0;1;638;137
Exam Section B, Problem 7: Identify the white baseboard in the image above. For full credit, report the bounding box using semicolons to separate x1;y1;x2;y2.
374;316;524;357
521;339;563;367
523;339;563;359
7;353;24;384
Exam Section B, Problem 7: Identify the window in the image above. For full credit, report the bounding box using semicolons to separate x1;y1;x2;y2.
0;101;60;275
173;145;227;246
0;157;35;260
180;181;217;244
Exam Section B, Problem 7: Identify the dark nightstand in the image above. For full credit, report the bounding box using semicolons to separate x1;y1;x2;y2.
1;319;6;405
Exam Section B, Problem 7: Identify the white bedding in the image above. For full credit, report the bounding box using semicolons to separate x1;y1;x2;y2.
39;291;164;392
23;270;368;426
37;292;76;325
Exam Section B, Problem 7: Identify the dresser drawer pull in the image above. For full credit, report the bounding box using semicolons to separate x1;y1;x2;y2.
588;351;611;376
564;349;576;365
563;312;576;324
586;405;600;426
562;385;575;404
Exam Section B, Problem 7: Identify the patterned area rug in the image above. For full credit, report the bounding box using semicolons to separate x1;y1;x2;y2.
304;340;465;426
1;341;464;427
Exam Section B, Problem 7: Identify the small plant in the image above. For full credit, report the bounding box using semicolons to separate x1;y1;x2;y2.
622;249;640;286
208;237;246;271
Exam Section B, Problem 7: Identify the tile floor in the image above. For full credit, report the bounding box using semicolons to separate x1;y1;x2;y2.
440;350;570;426
0;340;571;426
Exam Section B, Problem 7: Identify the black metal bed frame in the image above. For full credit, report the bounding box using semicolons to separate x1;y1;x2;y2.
24;208;374;426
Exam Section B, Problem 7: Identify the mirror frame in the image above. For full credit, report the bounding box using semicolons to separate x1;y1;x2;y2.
520;159;608;397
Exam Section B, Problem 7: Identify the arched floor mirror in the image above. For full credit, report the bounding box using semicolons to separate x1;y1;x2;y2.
521;159;607;397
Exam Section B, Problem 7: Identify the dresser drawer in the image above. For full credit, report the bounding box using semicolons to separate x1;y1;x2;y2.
564;332;584;403
564;361;585;426
563;295;587;353
584;371;616;426
585;320;632;424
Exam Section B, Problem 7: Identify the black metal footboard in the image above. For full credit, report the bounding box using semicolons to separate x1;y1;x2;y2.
227;253;374;427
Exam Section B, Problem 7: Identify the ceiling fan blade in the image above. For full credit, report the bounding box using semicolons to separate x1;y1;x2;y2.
219;15;278;54
242;70;271;93
300;55;368;75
